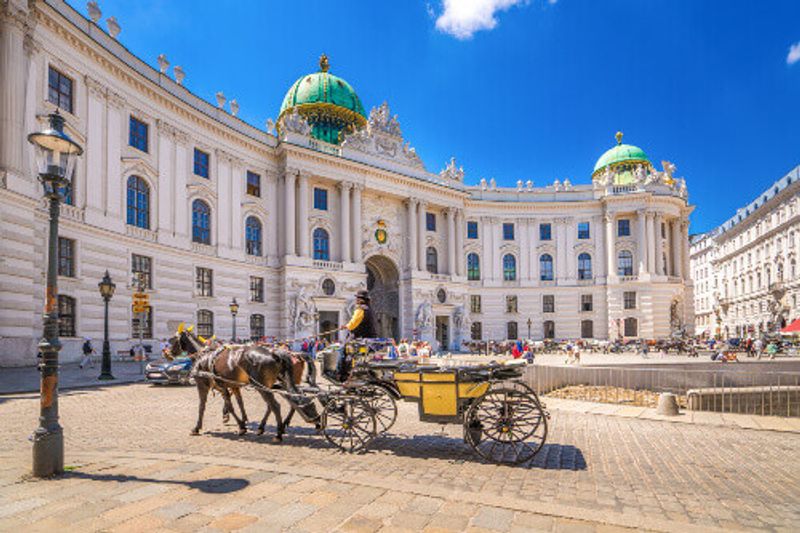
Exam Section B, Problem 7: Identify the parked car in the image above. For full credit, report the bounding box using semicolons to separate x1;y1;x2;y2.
145;356;194;385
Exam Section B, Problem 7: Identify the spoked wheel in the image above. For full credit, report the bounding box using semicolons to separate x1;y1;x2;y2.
464;383;548;465
321;394;377;453
360;385;397;434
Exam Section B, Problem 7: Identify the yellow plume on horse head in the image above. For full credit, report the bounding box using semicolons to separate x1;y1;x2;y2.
177;322;185;334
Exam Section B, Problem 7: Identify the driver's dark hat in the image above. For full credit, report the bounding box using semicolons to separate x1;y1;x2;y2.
356;289;370;301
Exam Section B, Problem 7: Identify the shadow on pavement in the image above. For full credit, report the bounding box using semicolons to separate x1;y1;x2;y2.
64;470;250;493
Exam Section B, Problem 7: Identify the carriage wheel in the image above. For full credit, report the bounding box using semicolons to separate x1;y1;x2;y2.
360;385;397;434
321;395;377;453
464;384;548;465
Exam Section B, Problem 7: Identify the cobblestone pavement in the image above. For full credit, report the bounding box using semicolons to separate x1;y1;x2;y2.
1;383;799;532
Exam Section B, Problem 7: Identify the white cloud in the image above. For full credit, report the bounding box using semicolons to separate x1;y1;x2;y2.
434;0;528;40
788;42;800;65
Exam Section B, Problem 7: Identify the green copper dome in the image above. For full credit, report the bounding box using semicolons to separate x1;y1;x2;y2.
592;132;653;185
279;55;367;145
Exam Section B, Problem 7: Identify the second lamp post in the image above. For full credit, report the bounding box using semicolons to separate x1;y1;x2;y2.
229;298;239;342
98;270;116;380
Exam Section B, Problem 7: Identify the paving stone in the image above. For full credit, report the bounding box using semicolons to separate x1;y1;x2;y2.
341;514;384;533
209;512;259;531
425;512;471;531
470;506;515;531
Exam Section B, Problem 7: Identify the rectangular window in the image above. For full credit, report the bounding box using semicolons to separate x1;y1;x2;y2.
539;223;552;241
467;221;478;239
426;212;436;231
502;223;515;241
581;294;593;312
470;295;482;313
129;116;148;152
471;322;482;340
246;171;261;197
624;291;637;310
313;187;328;210
543;294;555;313
131;254;152;289
250;276;264;302
58;237;75;277
505;295;518;314
507;322;518;340
578;221;590;240
58;295;76;337
195;267;213;297
48;66;73;114
618;219;631;237
193;148;210;178
132;306;153;339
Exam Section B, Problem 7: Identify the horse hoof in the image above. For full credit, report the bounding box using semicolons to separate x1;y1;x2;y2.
256;428;265;436
238;428;247;436
190;429;200;436
222;415;230;424
272;435;283;443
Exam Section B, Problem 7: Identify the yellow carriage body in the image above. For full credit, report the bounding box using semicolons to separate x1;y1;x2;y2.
393;369;490;422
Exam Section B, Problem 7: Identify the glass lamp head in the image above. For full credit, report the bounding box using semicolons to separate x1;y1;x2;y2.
98;270;116;300
229;297;239;316
27;112;83;197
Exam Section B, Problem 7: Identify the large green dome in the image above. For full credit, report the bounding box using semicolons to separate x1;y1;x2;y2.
279;55;367;145
592;132;653;185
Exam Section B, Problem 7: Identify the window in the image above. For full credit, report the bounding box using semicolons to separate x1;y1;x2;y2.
322;278;336;296
57;295;76;337
467;253;481;281
624;291;636;309
250;314;265;340
471;322;482;340
313;228;330;260
617;219;631;237
132;306;153;339
131;254;152;289
61;168;74;205
467;221;478;239
578;222;590;240
126;176;150;229
245;216;262;256
543;320;555;339
502;254;517;281
617;250;633;276
540;254;554;281
58;237;75;277
581;294;593;312
197;309;214;337
246;172;261;197
192;200;211;244
507;322;518;340
624;317;638;337
426;212;436;231
502;223;515;241
250;276;264;302
195;267;213;297
426;247;438;274
581;320;594;339
193;148;210;178
539;223;552;241
506;295;518;313
543;294;555;313
129;116;148;152
48;66;73;114
578;253;592;280
470;295;482;313
313;188;328;210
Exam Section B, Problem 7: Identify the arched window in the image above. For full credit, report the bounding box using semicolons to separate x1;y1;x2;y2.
467;253;480;281
503;254;517;281
540;254;554;281
250;314;265;340
197;309;214;337
58;295;76;337
245;216;262;256
313;228;330;260
192;199;211;244
426;247;438;274
617;250;633;276
578;253;592;280
126;175;150;229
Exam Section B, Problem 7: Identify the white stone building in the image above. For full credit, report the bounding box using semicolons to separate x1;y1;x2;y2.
690;165;800;338
0;0;694;365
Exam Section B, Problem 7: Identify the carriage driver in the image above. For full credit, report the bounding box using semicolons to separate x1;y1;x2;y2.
335;289;377;380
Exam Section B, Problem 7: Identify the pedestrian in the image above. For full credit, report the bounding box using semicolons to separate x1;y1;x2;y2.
80;337;95;368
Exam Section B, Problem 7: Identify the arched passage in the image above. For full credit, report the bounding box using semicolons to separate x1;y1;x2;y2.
365;255;400;339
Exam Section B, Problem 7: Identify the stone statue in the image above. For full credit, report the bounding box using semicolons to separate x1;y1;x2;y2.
440;157;465;183
290;287;316;334
280;108;312;137
415;301;433;331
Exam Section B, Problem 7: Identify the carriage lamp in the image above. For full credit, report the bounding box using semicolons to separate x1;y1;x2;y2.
28;111;83;478
98;271;116;381
229;298;239;342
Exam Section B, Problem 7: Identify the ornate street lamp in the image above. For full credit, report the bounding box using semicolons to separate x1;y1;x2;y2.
98;271;116;381
28;111;83;477
229;297;239;342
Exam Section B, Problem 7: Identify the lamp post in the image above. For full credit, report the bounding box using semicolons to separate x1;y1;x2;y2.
98;271;116;380
229;298;239;342
526;317;532;340
28;111;83;477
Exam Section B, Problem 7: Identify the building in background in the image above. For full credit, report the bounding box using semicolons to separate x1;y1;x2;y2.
0;0;693;365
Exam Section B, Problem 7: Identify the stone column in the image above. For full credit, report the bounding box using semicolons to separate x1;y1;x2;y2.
565;218;575;281
0;5;29;181
417;201;427;271
351;184;362;263
655;213;665;275
595;215;606;279
646;212;656;273
682;219;691;281
85;78;106;216
284;171;296;256
637;209;648;275
406;198;418;271
519;218;529;280
455;209;465;276
446;208;456;276
605;214;615;279
671;219;682;278
339;181;351;263
297;173;309;257
266;173;279;258
556;218;568;282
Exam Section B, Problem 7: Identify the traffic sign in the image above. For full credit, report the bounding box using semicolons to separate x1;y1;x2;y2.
132;304;147;314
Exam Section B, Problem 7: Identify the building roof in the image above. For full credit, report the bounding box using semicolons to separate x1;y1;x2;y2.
592;132;652;175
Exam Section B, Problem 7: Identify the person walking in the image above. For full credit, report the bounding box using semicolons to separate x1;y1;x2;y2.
80;337;95;369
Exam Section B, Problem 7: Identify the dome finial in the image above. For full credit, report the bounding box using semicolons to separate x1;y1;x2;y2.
615;131;623;145
319;53;329;72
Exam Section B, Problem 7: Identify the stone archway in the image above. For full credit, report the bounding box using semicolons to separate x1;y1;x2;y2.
365;255;400;339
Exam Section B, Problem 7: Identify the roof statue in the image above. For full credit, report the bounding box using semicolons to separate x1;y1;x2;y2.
440;157;464;183
341;101;425;170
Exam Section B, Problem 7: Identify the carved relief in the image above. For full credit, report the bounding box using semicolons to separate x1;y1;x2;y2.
341;102;425;170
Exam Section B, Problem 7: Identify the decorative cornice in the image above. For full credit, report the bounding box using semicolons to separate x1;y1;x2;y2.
84;75;107;98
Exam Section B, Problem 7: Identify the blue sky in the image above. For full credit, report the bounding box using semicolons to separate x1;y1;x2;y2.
68;0;800;233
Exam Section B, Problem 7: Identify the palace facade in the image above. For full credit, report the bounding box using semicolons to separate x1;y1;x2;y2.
0;0;694;365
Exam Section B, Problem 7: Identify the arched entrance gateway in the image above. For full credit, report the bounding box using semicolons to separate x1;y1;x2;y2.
365;255;400;339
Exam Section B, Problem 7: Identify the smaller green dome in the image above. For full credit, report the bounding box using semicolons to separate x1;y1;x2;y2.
593;132;651;175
